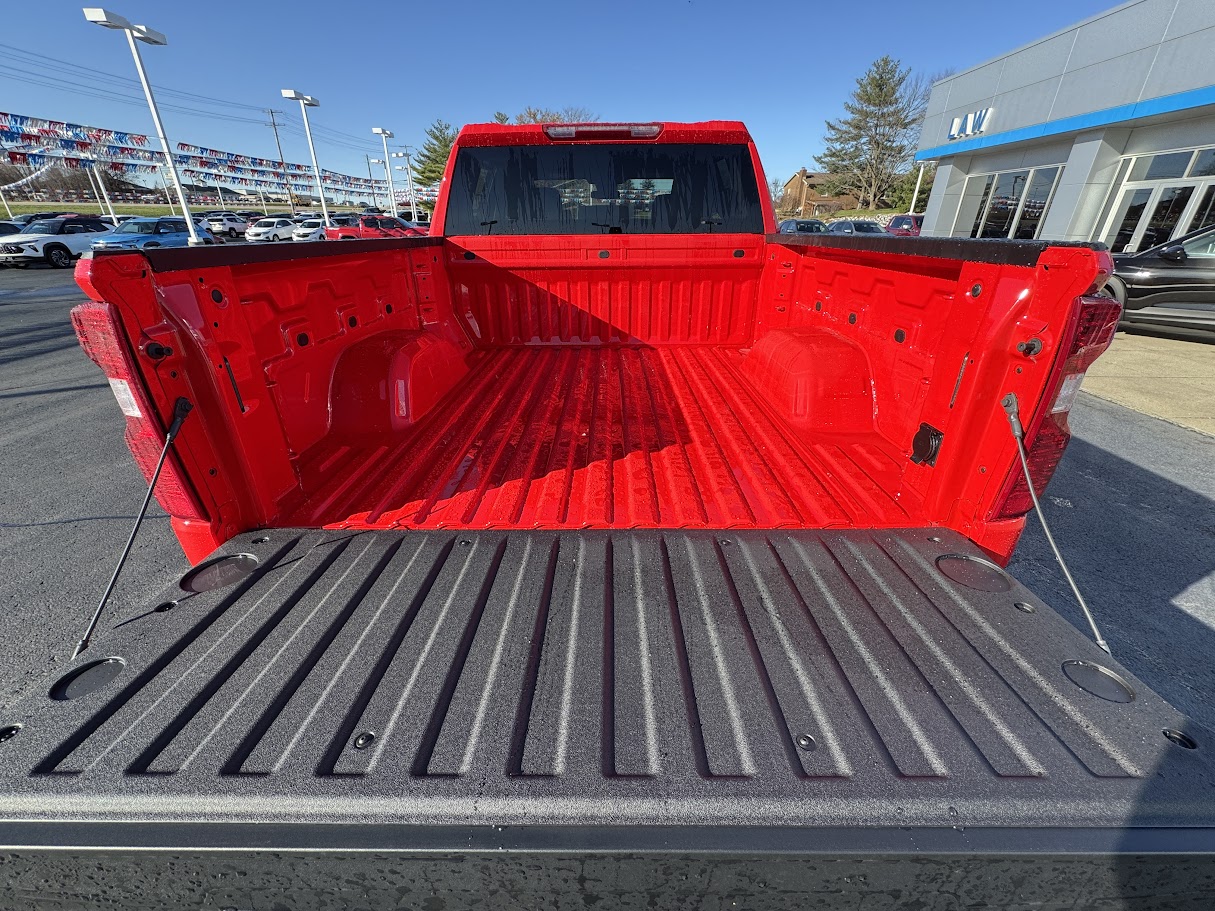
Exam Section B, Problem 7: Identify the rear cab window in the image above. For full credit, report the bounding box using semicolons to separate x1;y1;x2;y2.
444;143;764;235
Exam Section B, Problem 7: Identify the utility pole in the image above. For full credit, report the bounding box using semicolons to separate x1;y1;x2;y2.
365;155;380;208
266;109;295;214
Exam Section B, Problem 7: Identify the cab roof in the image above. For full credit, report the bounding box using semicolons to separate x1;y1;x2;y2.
454;121;754;147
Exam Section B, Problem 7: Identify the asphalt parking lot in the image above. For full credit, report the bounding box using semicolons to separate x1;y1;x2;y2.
1;262;1214;737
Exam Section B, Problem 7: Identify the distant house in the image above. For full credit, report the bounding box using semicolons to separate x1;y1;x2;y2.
779;169;859;216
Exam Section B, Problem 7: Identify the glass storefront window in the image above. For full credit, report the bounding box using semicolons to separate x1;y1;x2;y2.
954;166;1061;239
1189;149;1215;178
1129;151;1193;181
1137;185;1194;249
956;174;994;237
1110;188;1152;252
1013;167;1060;239
1190;185;1215;233
979;170;1029;238
1099;144;1215;250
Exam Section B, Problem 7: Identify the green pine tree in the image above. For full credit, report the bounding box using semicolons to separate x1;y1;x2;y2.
815;56;923;210
413;119;457;187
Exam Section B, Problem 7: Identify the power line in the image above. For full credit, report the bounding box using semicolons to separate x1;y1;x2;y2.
0;66;270;126
0;43;267;113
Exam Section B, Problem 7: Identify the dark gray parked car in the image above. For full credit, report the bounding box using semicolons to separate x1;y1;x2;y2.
778;218;827;234
827;219;887;235
1104;223;1215;336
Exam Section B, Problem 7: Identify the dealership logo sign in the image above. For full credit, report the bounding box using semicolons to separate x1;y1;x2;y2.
948;108;993;140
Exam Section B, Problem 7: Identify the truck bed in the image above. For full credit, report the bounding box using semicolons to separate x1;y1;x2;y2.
287;346;918;529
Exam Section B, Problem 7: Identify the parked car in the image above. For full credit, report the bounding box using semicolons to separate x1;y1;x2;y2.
1103;222;1215;335
235;210;265;223
827;219;888;235
8;212;70;226
0;215;113;268
207;213;249;238
291;218;327;242
98;215;136;227
0;221;21;236
245;216;296;242
91;216;219;252
324;215;425;240
778;218;828;234
886;214;924;236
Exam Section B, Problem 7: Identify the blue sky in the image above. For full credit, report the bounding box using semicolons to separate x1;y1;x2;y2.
2;0;1117;187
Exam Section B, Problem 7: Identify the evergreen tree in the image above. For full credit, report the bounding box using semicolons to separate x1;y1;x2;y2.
815;56;923;210
492;111;511;124
412;119;457;187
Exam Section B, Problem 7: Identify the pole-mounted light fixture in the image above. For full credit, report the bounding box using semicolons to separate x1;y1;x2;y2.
84;7;199;243
281;89;328;222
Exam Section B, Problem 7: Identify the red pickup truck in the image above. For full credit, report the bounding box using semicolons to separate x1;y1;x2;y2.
325;214;428;240
4;121;1211;909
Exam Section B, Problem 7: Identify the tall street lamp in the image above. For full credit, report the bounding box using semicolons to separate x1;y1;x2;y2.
282;89;329;224
372;128;397;217
394;156;419;222
84;8;202;244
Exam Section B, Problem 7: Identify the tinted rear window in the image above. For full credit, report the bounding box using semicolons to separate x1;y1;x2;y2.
444;143;764;235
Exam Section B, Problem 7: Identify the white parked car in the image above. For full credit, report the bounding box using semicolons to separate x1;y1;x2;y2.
291;218;327;242
245;217;295;242
0;215;113;268
207;213;248;238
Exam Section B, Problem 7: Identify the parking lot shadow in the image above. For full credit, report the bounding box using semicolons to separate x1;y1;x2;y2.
1007;397;1215;900
0;320;81;365
1009;412;1215;729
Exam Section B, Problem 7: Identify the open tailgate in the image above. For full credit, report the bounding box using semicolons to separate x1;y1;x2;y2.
1;528;1212;907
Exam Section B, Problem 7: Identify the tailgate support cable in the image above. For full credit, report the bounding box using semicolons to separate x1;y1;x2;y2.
72;397;193;660
1001;393;1111;654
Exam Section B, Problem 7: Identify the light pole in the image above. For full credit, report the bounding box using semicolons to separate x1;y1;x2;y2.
394;164;419;223
397;147;420;222
281;89;329;224
372;128;397;216
84;8;202;244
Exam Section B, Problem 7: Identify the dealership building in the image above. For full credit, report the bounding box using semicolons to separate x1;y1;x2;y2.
916;0;1215;252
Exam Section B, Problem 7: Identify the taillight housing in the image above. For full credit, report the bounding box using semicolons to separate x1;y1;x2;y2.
988;295;1121;520
71;301;206;521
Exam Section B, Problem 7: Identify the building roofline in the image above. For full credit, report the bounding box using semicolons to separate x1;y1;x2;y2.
929;0;1156;88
